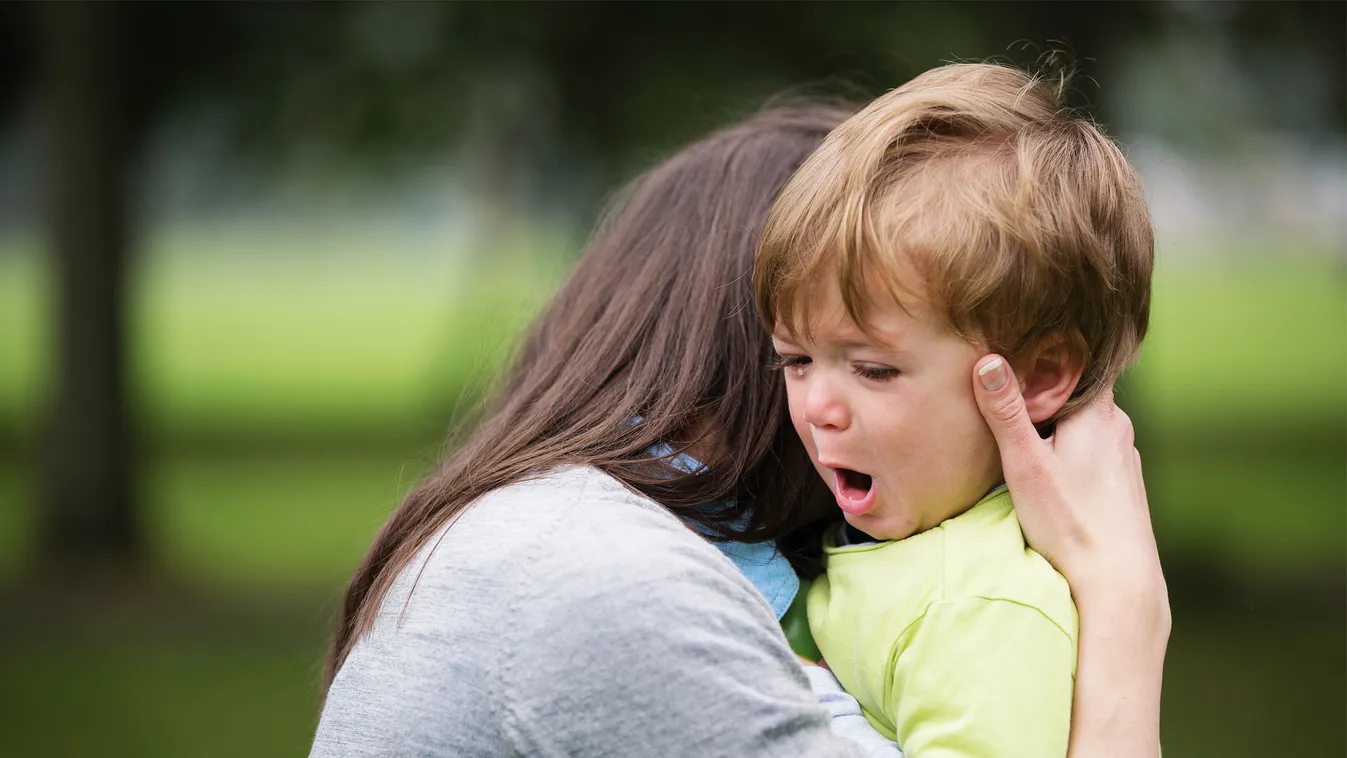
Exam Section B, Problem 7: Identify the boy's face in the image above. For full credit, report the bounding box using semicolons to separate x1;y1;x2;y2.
772;279;1002;541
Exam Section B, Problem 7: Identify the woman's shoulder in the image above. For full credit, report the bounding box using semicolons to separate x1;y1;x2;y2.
322;465;821;758
379;465;757;631
477;464;677;524
476;470;830;755
420;464;689;553
461;464;697;554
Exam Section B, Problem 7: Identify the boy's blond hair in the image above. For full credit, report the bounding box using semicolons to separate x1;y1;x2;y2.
755;63;1153;420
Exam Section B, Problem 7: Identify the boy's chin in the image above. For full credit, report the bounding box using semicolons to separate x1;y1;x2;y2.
841;509;920;542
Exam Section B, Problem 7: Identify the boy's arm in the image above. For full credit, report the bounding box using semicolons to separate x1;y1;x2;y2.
805;664;908;757
781;577;824;661
888;598;1074;758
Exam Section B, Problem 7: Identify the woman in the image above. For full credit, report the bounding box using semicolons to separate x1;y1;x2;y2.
311;107;1169;756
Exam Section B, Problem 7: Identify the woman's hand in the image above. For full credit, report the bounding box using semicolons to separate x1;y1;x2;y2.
971;355;1167;613
972;355;1169;758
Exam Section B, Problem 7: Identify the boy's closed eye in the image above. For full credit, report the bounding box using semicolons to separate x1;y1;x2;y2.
852;363;899;382
771;353;900;383
769;354;811;377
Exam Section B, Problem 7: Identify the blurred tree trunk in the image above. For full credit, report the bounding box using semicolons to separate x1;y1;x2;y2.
35;2;141;569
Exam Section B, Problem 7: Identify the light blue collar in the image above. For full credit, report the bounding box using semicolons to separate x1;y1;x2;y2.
710;538;800;620
647;441;801;620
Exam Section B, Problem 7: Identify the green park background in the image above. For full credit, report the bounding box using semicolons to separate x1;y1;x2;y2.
1;3;1344;757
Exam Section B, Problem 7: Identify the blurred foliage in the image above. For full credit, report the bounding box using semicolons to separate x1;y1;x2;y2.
2;2;1343;184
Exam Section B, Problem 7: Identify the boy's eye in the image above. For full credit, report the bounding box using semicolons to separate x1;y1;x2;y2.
853;363;899;382
771;354;812;374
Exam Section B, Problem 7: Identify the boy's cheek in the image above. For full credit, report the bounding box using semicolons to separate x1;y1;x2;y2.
791;415;817;459
785;406;827;478
783;390;811;441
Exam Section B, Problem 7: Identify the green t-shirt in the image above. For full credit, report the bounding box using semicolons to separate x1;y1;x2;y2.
808;488;1078;756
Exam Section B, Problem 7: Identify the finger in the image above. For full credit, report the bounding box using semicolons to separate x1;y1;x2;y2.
1059;386;1133;455
973;355;1052;486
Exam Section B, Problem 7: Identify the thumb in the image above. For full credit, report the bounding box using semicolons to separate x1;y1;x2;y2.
973;355;1051;486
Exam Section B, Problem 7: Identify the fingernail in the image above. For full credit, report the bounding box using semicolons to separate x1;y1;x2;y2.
978;358;1006;391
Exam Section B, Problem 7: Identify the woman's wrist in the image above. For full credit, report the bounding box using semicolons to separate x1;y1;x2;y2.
1068;565;1169;758
1071;557;1172;643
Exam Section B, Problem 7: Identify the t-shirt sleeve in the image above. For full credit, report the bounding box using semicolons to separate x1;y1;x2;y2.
887;598;1074;758
805;664;908;757
500;528;901;758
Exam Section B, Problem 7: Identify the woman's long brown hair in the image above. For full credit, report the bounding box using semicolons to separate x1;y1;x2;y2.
324;106;852;690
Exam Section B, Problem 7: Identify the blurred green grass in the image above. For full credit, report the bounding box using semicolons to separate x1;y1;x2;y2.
2;239;1343;587
1140;259;1347;425
3;633;328;758
0;452;427;586
0;234;568;439
7;242;1343;439
1160;613;1346;758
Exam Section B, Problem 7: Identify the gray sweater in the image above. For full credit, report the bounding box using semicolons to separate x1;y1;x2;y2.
311;466;899;757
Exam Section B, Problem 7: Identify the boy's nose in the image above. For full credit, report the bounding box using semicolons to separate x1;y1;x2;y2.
803;374;850;431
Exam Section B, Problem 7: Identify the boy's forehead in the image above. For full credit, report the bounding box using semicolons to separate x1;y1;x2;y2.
775;295;920;349
769;245;949;349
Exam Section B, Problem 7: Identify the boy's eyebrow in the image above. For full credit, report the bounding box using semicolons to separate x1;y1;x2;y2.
833;336;890;349
838;337;908;356
772;329;906;352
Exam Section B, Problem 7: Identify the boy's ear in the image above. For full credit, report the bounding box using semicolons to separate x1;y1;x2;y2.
1014;332;1087;424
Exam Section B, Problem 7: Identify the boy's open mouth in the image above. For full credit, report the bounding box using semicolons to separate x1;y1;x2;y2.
831;467;878;516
